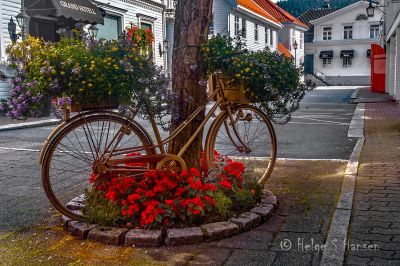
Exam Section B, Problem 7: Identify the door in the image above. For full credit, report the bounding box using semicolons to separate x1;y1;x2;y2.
371;44;386;93
304;54;314;75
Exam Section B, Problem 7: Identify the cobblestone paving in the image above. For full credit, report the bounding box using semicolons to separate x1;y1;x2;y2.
0;160;346;265
346;102;400;265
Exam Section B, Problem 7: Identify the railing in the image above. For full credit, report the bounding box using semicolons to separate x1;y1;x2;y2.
312;68;331;86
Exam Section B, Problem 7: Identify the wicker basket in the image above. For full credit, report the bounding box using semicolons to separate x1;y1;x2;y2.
208;74;250;104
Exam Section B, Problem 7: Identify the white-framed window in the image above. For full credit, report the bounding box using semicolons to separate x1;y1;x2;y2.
370;25;380;39
242;18;247;38
270;30;274;46
209;13;214;35
265;28;269;44
255;24;259;42
343;26;353;40
343;57;352;68
300;33;304;49
96;14;122;40
322;27;332;40
234;16;240;36
322;58;332;68
291;29;296;48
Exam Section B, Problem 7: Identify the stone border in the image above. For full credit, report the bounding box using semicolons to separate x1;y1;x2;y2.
61;188;277;247
321;102;366;266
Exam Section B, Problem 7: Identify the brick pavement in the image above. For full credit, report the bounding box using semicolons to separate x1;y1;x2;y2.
346;102;400;265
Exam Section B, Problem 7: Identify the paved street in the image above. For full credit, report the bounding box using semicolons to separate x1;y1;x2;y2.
0;87;357;231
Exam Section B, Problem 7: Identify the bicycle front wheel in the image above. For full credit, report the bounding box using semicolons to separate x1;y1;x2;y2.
41;114;154;220
205;104;277;186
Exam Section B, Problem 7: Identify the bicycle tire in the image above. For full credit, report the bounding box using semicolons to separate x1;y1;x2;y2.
41;114;155;220
205;104;277;186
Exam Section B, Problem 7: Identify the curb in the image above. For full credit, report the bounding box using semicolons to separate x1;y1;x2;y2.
321;102;365;266
0;119;61;131
350;88;360;100
62;188;278;247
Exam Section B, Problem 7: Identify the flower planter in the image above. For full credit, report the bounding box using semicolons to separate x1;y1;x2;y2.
208;74;250;104
69;99;120;112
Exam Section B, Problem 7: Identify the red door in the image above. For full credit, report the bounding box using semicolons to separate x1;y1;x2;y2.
371;44;386;93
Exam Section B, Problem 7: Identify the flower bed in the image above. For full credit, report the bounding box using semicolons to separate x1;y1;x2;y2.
84;153;263;229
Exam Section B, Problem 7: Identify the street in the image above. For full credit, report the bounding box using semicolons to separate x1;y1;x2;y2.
0;87;357;231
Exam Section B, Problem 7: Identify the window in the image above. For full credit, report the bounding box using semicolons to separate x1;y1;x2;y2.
265;28;269;44
343;57;352;68
96;14;122;40
140;22;153;58
242;18;247;38
322;58;332;68
344;26;353;39
370;25;380;39
255;24;259;42
234;16;240;36
300;33;304;49
209;13;214;35
322;27;332;40
270;30;274;46
291;29;296;48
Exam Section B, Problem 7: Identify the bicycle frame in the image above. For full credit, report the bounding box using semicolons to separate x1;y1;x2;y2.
100;74;249;169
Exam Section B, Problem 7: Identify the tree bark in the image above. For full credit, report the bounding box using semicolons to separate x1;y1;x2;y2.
169;0;213;168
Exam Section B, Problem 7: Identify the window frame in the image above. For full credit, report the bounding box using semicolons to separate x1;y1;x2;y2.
95;13;123;41
322;58;332;68
140;21;154;59
299;32;304;49
242;18;247;38
270;30;274;46
322;27;332;41
265;28;269;44
234;15;240;36
343;25;353;40
254;23;259;42
370;25;380;39
342;57;353;68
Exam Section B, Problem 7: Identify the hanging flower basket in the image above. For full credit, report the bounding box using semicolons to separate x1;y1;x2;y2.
208;74;250;104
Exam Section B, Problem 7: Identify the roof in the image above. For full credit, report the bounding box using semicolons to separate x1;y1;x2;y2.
253;0;309;29
297;8;339;28
278;43;293;59
237;0;280;25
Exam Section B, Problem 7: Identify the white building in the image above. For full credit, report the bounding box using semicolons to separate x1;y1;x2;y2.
384;0;400;100
305;1;383;85
0;0;170;100
211;0;283;52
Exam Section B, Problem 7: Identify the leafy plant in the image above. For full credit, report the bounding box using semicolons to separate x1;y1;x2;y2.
83;189;121;226
202;35;314;124
214;191;233;219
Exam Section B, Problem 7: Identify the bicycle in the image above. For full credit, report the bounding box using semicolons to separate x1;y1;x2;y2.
39;73;277;220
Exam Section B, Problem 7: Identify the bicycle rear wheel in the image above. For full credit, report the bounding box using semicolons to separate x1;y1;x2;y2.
41;114;154;220
205;104;277;186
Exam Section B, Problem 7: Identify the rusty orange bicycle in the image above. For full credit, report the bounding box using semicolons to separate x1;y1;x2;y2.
39;73;277;220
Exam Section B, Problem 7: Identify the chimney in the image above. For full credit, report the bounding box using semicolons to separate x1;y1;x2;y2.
323;0;330;8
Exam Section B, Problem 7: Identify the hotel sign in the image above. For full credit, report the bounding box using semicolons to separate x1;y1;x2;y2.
59;1;97;15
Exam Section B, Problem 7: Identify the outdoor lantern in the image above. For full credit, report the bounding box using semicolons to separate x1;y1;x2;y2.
16;13;24;28
293;40;298;50
88;25;99;39
7;17;17;43
16;10;30;38
366;0;375;18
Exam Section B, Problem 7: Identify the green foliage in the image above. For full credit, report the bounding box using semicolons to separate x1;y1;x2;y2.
277;0;358;17
214;191;233;219
83;189;121;226
231;189;256;214
202;35;314;124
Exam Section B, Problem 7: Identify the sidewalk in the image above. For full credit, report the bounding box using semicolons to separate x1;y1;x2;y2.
345;102;400;265
0;115;60;131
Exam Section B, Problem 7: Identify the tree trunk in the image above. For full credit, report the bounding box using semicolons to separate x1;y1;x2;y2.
168;0;213;168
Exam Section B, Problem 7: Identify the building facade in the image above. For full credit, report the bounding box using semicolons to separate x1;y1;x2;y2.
0;0;170;100
384;0;400;100
211;0;283;52
304;1;383;86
